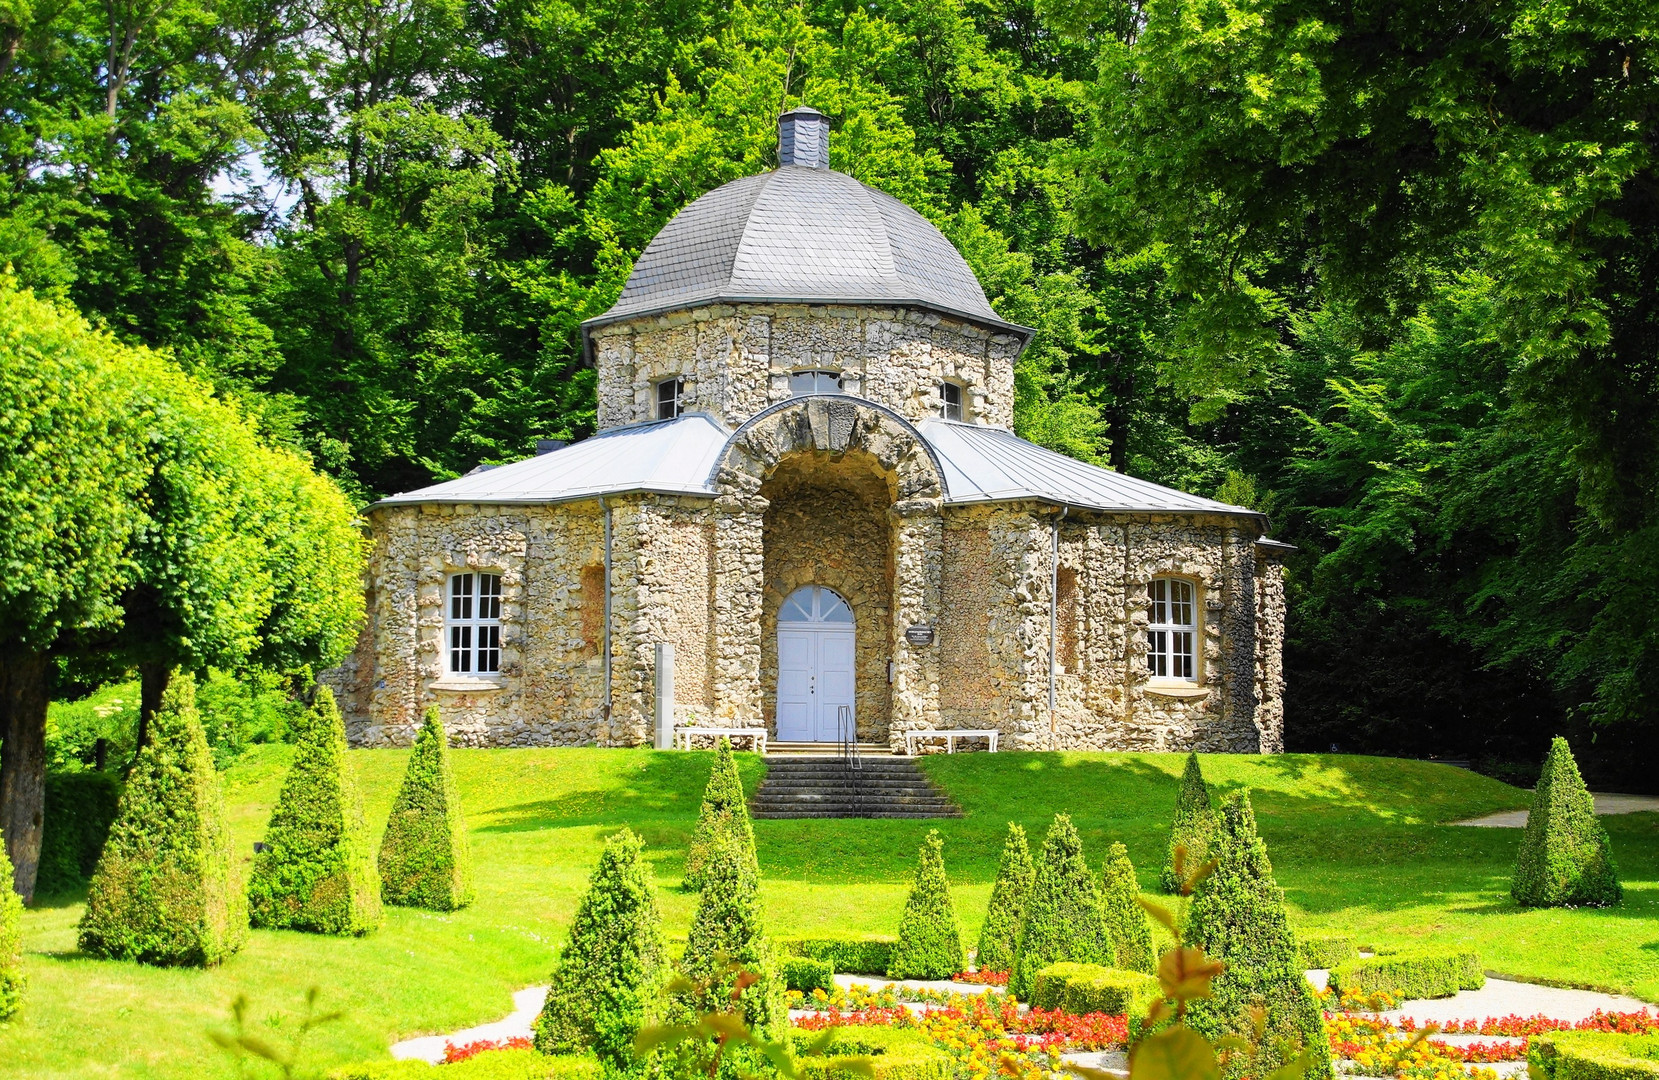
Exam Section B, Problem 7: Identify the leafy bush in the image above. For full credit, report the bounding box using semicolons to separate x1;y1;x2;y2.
1297;933;1359;971
379;706;474;911
327;1050;603;1080
1009;813;1112;1000
789;1025;953;1080
77;673;247;966
196;668;305;765
975;822;1033;973
778;936;896;976
534;828;665;1070
888;830;965;980
684;738;757;892
0;841;23;1019
1327;949;1484;1000
1530;1031;1659;1080
780;956;835;993
35;770;121;896
1162;752;1215;893
1184;791;1333;1080
247;686;382;935
1099;841;1155;974
1513;737;1622;908
676;832;784;1039
1029;962;1161;1017
44;681;139;772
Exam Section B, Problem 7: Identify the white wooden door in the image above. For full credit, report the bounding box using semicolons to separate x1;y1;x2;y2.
776;586;856;742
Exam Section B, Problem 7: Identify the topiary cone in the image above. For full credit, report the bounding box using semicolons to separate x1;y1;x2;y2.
684;738;757;892
1162;752;1215;893
247;685;381;935
1100;841;1155;974
77;672;247;966
0;838;23;1016
1512;736;1621;908
535;828;665;1070
975;822;1033;973
888;829;965;979
1185;790;1333;1080
379;706;474;911
676;831;784;1041
1009;813;1111;1000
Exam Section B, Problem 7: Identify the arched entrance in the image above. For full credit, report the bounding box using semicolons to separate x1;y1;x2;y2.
776;585;855;742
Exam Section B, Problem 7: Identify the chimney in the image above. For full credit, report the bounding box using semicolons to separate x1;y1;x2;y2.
778;106;830;169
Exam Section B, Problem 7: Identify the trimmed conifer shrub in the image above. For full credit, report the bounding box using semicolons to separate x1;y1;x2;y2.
1099;842;1155;974
676;831;784;1040
975;822;1033;973
77;673;246;966
1162;752;1215;893
379;706;474;911
1185;791;1333;1080
0;841;22;1019
1009;813;1112;1001
683;738;757;892
534;828;665;1070
888;830;965;979
247;686;382;935
1512;737;1622;908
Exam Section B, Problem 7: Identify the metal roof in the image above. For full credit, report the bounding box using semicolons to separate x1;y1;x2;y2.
582;167;1033;341
917;419;1262;520
376;407;1261;524
374;414;730;507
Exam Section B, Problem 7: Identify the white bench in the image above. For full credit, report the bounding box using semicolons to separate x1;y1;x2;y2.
673;726;768;754
905;729;1000;754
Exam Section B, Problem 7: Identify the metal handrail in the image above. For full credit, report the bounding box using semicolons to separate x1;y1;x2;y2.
839;705;860;772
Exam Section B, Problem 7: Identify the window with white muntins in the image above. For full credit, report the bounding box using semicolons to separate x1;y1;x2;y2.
449;572;502;675
1146;578;1196;681
655;377;684;420
937;381;963;421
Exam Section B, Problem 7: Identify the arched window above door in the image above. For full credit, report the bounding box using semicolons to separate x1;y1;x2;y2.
779;585;853;625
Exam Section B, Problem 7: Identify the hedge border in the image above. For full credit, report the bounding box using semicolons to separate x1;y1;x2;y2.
1326;949;1484;1000
1297;934;1359;971
1029;962;1161;1018
780;936;896;976
1529;1031;1659;1080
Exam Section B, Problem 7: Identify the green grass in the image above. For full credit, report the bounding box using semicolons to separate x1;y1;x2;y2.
5;749;1657;1079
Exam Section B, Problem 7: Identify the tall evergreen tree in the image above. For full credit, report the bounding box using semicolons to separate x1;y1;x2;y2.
77;673;246;966
0;838;23;1017
1185;792;1333;1080
535;828;665;1070
684;738;758;891
975;822;1034;973
1010;814;1112;1000
1163;753;1216;892
1512;737;1622;907
1100;842;1155;974
247;687;381;935
888;830;965;979
379;706;474;911
676;832;784;1039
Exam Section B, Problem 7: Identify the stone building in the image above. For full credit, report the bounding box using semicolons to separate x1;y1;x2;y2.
327;108;1291;754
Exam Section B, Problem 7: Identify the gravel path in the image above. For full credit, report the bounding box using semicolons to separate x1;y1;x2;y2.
390;985;548;1064
1452;792;1659;828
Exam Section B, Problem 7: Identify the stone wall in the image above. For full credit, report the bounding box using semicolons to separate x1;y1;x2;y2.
592;304;1021;432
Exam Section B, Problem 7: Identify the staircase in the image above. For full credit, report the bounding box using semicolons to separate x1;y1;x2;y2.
750;751;963;819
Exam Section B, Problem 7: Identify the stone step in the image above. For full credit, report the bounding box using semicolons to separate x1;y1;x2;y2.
750;753;959;820
753;808;965;819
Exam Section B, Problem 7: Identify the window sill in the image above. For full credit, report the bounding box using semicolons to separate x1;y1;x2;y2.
430;677;506;693
1145;682;1209;700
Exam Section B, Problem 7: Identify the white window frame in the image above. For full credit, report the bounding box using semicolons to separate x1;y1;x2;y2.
655;377;684;420
1146;577;1197;682
789;370;843;396
937;381;964;421
448;571;503;676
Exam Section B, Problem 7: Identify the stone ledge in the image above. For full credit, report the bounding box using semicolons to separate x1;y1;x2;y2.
1144;682;1210;700
429;677;506;693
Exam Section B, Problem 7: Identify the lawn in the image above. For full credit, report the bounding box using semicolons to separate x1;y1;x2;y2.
4;748;1656;1080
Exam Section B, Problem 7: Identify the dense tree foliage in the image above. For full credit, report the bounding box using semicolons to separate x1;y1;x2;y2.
4;0;1656;779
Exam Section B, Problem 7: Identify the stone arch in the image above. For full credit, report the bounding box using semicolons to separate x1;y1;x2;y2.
712;396;945;501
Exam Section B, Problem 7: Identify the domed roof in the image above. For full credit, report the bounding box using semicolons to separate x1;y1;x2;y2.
583;164;1032;340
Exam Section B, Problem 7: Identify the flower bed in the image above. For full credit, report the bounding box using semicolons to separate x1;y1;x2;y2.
1321;1009;1659;1078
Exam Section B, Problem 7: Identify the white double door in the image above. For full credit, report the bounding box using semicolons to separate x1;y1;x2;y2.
776;627;856;742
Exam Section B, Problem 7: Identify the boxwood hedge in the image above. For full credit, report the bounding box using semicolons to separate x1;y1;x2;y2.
779;936;896;976
1513;737;1622;908
1326;949;1484;1000
1529;1031;1659;1080
888;830;964;980
1029;962;1161;1018
327;1050;603;1080
780;956;835;994
36;770;121;896
1009;814;1111;1000
1099;842;1155;975
790;1025;953;1080
684;738;757;892
379;706;474;911
0;841;23;1019
975;823;1033;974
1162;752;1215;893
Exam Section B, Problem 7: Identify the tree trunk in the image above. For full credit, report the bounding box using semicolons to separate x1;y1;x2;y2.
134;660;172;756
0;650;50;903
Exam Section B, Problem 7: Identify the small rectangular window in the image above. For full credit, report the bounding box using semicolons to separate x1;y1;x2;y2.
938;381;963;421
656;378;683;420
448;571;503;676
1146;578;1197;682
789;370;842;395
